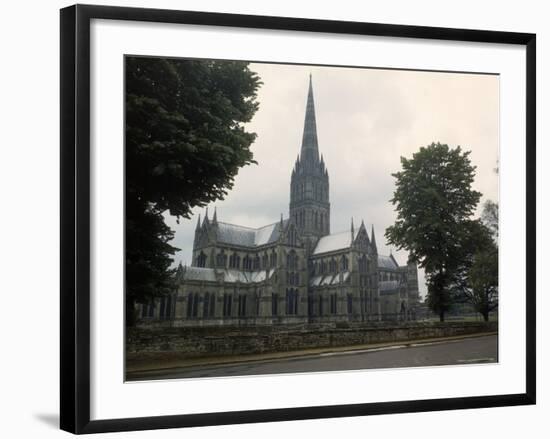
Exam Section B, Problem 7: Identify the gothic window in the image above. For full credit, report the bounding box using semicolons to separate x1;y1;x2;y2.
330;294;337;314
187;293;199;318
142;301;155;319
243;255;251;270
286;289;298;315
216;251;227;268
347;293;353;314
341;255;349;271
272;293;278;316
288;227;297;246
253;255;260;270
159;295;172;319
203;293;210;318
229;254;237;268
202;293;215;318
329;258;336;273
359;255;367;273
196;252;207;268
270;251;277;268
287;250;298;270
223;294;232;317
262;253;268;269
238;294;247;317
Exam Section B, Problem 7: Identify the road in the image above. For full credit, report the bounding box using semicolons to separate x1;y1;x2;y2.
128;334;497;381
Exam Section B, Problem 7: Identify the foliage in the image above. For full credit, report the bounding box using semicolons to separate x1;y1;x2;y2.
385;142;482;321
450;220;498;321
125;57;261;325
481;199;499;241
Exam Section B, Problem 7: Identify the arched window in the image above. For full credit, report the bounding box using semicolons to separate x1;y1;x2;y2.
223;294;232;317
262;253;268;269
187;293;199;318
286;289;299;315
272;293;278;316
287;250;298;270
216;251;227;268
238;294;247;317
253;255;260;270
202;293;216;318
330;294;337;314
341;255;349;271
329;258;336;273
196;252;207;267
270;250;277;268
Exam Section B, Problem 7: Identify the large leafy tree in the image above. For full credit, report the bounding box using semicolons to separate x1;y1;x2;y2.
126;57;261;325
385;142;481;321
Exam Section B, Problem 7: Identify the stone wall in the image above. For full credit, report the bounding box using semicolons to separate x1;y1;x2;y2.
126;321;497;358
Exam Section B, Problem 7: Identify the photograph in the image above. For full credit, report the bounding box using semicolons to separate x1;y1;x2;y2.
124;57;500;381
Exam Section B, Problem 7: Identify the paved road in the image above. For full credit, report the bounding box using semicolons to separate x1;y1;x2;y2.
128;334;497;381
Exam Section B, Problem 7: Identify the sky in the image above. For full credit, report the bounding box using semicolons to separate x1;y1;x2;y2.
165;62;499;297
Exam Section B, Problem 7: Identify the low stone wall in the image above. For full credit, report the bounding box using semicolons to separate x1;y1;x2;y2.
126;321;497;358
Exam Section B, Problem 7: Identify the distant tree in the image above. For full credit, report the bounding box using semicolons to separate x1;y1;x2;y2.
385;142;481;321
449;219;497;321
125;57;261;325
481;200;499;240
466;242;498;321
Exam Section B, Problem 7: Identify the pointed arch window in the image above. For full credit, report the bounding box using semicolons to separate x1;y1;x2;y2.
196;252;207;268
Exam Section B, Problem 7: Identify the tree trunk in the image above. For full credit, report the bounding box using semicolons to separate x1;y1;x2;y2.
439;310;445;322
482;310;489;322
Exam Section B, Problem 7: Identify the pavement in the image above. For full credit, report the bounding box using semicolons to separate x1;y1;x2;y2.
126;333;498;381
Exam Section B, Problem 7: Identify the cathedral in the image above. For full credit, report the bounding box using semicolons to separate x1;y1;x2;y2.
139;76;419;327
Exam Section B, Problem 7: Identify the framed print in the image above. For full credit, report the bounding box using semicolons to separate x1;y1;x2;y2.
60;4;536;434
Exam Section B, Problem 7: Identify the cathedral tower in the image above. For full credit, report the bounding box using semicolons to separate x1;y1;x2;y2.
289;75;330;250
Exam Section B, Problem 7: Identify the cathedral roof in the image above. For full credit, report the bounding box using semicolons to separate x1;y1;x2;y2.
181;266;276;284
215;219;289;248
312;231;352;255
379;280;401;293
378;255;399;270
310;271;350;287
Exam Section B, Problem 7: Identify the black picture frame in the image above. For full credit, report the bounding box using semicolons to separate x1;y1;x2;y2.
60;4;536;434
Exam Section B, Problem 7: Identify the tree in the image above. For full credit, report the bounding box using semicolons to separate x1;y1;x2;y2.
385;142;481;321
448;219;497;320
481;200;499;240
125;57;261;325
467;243;498;321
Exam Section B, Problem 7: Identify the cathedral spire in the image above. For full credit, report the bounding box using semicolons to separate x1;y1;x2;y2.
371;224;377;252
195;213;201;230
300;74;319;168
351;217;355;241
212;206;218;224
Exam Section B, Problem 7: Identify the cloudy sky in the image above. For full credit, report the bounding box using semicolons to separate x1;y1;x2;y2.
165;62;499;297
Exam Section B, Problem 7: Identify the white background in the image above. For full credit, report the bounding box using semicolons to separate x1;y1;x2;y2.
0;0;546;437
